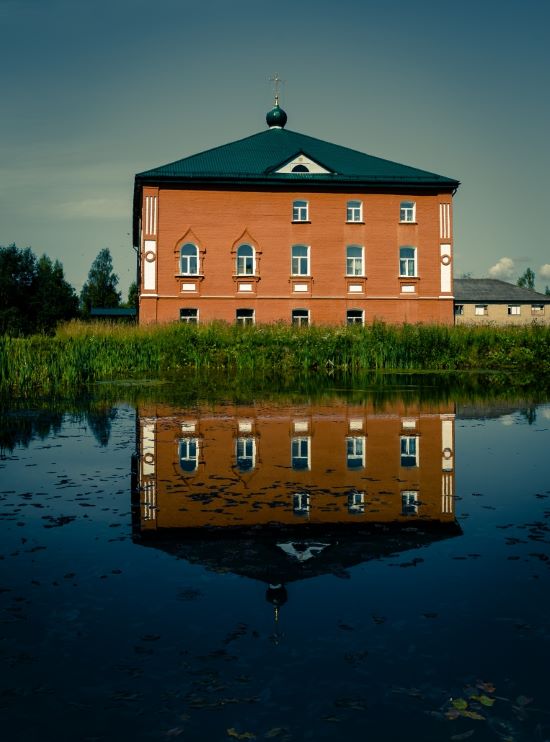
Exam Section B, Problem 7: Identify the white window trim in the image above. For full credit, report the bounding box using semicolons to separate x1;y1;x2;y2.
235;244;256;276
346;245;364;277
399;201;416;223
399;246;417;278
180;308;199;324
346;200;363;223
292;200;309;222
292;308;310;326
346;435;366;469
235;437;256;471
236;308;255;326
179;437;200;473
507;304;521;316
475;304;488;316
180;243;199;276
291;245;310;276
291;436;311;470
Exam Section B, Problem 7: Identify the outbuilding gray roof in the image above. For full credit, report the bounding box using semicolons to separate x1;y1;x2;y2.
454;279;550;303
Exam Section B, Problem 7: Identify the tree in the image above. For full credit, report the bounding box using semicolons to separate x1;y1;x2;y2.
517;267;535;290
126;281;138;311
0;243;78;335
80;248;121;316
545;286;550;296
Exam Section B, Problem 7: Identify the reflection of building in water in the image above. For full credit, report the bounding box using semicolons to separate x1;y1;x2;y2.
134;401;456;531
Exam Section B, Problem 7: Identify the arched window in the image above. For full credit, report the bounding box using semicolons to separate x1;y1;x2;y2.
291;164;309;173
180;243;198;275
236;244;255;275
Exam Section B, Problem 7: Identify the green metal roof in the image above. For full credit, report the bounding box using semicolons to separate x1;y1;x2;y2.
136;127;459;189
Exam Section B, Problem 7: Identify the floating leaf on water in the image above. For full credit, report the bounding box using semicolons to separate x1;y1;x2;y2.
471;694;495;707
477;681;496;694
445;709;461;720
227;728;256;740
451;731;475;741
515;695;533;706
451;698;468;710
460;710;486;721
264;728;286;738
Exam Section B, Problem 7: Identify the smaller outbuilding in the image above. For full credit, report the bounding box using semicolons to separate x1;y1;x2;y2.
454;279;550;325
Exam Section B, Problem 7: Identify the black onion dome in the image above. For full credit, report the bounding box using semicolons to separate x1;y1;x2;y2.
266;104;287;128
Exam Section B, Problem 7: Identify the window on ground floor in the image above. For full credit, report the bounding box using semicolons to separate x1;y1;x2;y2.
180;308;198;323
401;490;419;515
348;491;365;514
475;304;488;316
236;308;254;325
532;304;545;315
454;304;464;315
292;308;310;326
347;309;364;325
507;304;521;315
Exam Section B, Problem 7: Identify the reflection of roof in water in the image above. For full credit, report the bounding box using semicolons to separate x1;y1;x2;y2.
134;522;462;584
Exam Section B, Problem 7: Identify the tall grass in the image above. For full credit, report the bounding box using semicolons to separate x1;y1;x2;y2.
1;320;549;396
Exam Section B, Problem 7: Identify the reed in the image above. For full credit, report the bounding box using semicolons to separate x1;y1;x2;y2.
1;320;549;396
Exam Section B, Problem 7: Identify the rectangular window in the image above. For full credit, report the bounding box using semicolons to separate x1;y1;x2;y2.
348;491;365;514
291;244;310;275
347;309;364;325
507;305;521;316
291;437;311;470
236;437;256;472
475;305;488;316
454;304;464;316
399;246;417;277
292;200;308;222
400;436;419;468
346;200;363;222
401;491;419;516
236;308;254;325
400;201;416;222
532;304;545;315
292;492;310;515
346;436;366;469
292;308;310;326
180;308;198;324
346;245;364;276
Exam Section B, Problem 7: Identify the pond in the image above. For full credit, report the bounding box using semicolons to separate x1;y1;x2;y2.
1;382;550;741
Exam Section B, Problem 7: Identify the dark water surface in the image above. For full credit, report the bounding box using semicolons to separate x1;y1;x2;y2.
1;387;550;742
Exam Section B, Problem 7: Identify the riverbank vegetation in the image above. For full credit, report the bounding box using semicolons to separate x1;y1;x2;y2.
1;320;550;396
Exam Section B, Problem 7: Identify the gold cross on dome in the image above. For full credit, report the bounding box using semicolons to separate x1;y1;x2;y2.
268;73;284;105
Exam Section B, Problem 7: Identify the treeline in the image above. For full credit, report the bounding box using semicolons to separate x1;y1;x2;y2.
0;244;136;336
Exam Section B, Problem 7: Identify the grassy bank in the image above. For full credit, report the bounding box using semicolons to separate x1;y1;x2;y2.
1;320;550;396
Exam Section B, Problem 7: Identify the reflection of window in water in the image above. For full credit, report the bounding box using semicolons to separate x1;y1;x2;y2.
400;435;419;467
179;438;199;472
291;437;310;470
292;492;310;515
346;436;365;469
401;490;419;515
348;491;365;514
235;437;256;471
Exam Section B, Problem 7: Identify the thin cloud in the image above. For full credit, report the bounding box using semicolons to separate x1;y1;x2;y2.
54;198;129;220
539;264;550;280
488;257;515;280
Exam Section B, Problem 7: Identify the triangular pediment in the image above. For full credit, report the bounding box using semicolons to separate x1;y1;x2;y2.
272;152;333;174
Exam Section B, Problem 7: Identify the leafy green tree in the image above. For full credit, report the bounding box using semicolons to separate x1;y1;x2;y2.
80;248;121;316
517;267;535;290
545;285;550;296
30;255;79;333
126;281;138;311
0;244;78;335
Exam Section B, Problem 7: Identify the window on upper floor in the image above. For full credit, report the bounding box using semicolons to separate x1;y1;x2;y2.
346;309;364;325
399;246;417;277
292;164;309;173
292;200;309;222
507;305;521;316
179;438;199;473
291;244;310;275
291;437;311;470
236;308;254;325
475;304;488;316
348;491;365;514
400;436;419;468
400;201;416;223
180;308;198;324
236;244;255;275
235;437;256;472
346;245;364;276
346;436;366;469
292;308;310;326
180;243;198;275
346;200;363;222
401;490;419;515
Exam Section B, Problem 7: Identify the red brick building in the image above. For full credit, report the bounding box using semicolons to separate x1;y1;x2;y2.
133;102;459;326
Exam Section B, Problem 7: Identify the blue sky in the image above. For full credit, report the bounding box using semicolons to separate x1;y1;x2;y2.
1;0;549;295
